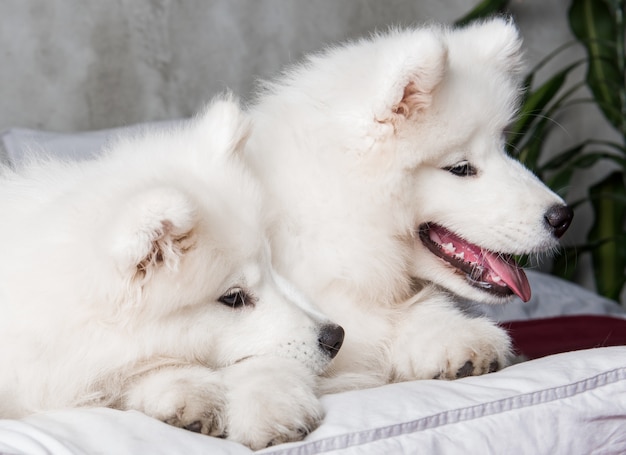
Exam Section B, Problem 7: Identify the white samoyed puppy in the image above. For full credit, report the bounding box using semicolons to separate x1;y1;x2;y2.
245;18;573;391
0;97;344;449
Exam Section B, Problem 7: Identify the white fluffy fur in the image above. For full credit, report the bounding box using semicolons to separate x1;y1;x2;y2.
246;19;569;391
0;97;341;449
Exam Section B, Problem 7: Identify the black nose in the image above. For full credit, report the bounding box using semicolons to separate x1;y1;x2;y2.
318;323;344;359
545;204;574;238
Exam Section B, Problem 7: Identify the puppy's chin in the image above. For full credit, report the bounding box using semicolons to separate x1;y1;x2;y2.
442;276;518;305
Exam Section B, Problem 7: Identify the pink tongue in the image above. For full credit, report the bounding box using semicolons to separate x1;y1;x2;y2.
483;251;532;302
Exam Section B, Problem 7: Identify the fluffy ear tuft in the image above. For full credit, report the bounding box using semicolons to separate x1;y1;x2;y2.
379;32;448;121
457;18;524;74
111;187;197;286
193;94;251;157
393;50;447;116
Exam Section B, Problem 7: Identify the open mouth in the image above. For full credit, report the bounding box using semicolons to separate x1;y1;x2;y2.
418;223;531;302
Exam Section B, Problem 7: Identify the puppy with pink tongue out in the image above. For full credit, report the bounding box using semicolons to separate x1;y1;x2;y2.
246;18;572;390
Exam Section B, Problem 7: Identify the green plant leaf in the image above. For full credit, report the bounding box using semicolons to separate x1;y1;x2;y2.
506;63;580;158
569;0;625;134
550;149;626;173
507;74;565;151
588;171;626;300
551;245;581;281
517;129;548;173
575;152;626;168
587;139;626;154
548;168;576;197
513;77;591;174
539;143;588;171
546;151;626;196
454;0;510;26
516;113;560;174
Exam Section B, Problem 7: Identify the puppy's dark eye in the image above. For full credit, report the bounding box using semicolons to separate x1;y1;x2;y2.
218;288;252;308
444;161;477;177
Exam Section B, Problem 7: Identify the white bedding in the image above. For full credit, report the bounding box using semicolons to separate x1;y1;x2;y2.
1;347;624;455
2;126;626;454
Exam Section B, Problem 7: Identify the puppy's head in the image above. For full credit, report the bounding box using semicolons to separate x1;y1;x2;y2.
264;19;572;304
396;20;573;303
104;98;343;373
372;20;573;303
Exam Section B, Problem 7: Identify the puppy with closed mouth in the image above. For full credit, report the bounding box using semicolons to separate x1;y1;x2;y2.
0;97;344;449
245;18;572;391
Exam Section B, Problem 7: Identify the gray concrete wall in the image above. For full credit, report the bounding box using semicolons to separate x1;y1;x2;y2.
0;0;585;132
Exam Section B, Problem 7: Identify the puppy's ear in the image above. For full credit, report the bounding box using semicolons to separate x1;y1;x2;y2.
111;187;197;286
457;18;524;74
192;94;251;158
380;33;448;121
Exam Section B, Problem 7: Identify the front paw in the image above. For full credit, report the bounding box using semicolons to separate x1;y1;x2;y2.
431;318;511;380
123;366;227;437
159;391;227;437
221;357;323;450
392;311;512;381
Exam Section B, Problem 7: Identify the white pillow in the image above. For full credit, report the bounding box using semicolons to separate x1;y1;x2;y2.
0;347;624;454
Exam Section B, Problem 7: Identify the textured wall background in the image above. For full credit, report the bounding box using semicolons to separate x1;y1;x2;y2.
0;0;587;132
0;0;621;297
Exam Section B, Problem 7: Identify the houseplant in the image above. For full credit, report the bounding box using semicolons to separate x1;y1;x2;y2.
457;0;626;304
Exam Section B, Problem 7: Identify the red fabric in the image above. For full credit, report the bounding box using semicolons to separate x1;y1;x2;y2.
501;315;626;360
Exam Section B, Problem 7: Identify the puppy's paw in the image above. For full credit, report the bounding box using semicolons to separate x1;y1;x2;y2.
391;299;512;381
429;318;511;380
122;365;227;437
221;357;323;450
159;390;227;437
